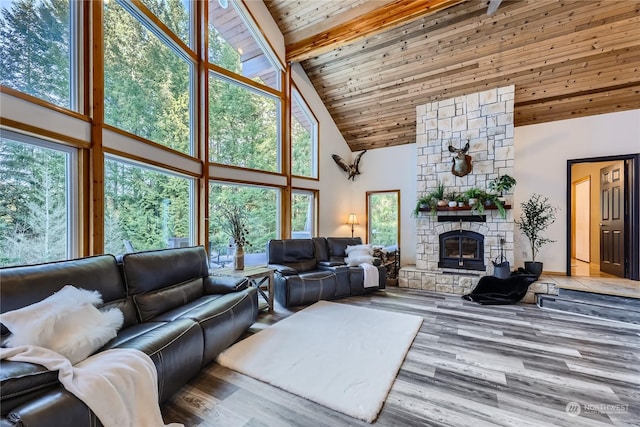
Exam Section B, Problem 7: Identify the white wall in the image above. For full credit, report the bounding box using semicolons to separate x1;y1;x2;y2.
514;109;640;273
346;144;418;265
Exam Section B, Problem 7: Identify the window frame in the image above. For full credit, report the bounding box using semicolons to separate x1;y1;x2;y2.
103;0;197;156
291;188;318;239
207;0;283;91
0;129;79;263
207;70;282;173
290;85;319;180
103;154;197;254
208;180;282;256
366;190;401;247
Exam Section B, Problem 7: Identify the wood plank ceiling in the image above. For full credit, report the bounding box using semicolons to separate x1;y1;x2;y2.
264;0;640;152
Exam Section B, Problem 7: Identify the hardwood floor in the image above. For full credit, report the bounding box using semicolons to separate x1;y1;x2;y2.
571;259;618;279
161;288;640;426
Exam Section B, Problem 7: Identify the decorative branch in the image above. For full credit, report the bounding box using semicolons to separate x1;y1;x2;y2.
220;205;250;248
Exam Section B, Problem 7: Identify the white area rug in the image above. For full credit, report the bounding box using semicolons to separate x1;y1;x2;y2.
216;300;423;422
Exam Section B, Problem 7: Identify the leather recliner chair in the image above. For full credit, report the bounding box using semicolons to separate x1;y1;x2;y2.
267;237;385;308
267;239;340;307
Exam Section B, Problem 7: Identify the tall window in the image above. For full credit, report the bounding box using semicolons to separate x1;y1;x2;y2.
0;0;78;110
208;0;280;89
291;189;316;239
367;190;400;247
291;87;318;178
103;0;193;154
209;182;279;267
104;157;194;255
208;74;279;172
0;131;76;266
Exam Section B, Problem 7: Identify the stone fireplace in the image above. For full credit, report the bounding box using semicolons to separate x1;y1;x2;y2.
399;85;516;295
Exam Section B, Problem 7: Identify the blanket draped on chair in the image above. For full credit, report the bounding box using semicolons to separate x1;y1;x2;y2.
361;263;379;288
1;345;182;427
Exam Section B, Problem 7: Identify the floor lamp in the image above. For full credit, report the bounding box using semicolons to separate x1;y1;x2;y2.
346;213;359;238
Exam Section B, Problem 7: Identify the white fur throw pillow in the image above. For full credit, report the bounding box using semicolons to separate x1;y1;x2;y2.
345;244;374;266
1;285;124;364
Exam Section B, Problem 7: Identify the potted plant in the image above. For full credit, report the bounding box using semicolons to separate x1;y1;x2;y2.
489;174;517;201
432;181;447;207
515;193;558;277
464;187;483;206
220;205;250;270
445;191;459;207
413;181;446;216
413;195;434;216
470;191;506;218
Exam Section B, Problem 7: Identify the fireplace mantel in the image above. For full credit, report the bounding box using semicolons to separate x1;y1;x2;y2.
417;204;511;214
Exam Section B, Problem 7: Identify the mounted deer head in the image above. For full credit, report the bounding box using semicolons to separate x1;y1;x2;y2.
448;142;472;177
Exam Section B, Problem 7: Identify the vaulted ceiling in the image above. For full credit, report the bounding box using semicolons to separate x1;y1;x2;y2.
264;0;640;152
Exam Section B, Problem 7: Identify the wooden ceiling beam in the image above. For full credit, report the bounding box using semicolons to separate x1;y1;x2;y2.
283;0;397;45
285;0;466;63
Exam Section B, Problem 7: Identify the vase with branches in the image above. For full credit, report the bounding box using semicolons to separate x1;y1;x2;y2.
220;205;250;270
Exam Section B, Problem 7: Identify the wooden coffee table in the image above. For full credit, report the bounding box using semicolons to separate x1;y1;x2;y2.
211;266;275;312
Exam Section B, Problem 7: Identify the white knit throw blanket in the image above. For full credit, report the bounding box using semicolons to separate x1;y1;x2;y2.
1;345;183;427
360;263;379;288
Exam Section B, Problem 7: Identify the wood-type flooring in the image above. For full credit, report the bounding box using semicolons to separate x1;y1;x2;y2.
161;287;640;426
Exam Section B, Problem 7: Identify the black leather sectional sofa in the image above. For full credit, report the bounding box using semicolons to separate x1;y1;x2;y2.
267;237;386;308
0;246;258;427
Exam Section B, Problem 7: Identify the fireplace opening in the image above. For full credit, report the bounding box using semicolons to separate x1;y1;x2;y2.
438;230;485;271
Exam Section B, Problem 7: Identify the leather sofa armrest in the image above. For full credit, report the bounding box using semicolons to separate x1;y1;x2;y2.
268;264;298;276
318;260;345;267
203;276;248;294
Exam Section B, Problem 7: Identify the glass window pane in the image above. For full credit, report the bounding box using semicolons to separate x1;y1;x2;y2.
368;191;399;247
0;0;72;109
139;0;191;48
209;182;279;268
104;0;192;154
208;0;280;89
0;133;73;266
209;74;279;172
104;157;194;255
291;89;318;178
292;190;315;239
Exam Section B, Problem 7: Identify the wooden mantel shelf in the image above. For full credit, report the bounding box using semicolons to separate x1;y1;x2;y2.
418;204;512;213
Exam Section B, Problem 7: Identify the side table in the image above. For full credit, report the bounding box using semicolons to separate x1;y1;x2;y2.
211;266;275;312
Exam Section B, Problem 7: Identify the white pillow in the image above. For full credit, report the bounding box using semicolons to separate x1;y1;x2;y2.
1;285;124;364
345;244;372;256
345;254;374;266
344;244;374;266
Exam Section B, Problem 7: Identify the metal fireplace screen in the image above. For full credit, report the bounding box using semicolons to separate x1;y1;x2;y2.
438;230;485;271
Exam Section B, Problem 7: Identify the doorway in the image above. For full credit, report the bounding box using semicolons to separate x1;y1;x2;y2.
566;154;640;280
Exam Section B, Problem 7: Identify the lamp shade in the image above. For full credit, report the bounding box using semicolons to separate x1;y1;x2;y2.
346;213;359;225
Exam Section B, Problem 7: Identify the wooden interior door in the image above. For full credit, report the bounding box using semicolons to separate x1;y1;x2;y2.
600;162;625;277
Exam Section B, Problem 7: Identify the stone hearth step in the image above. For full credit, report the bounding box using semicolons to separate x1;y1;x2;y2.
537;288;640;324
